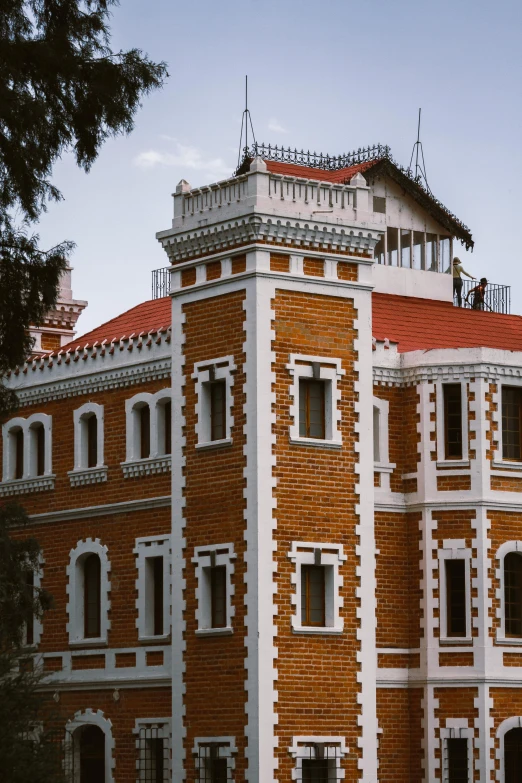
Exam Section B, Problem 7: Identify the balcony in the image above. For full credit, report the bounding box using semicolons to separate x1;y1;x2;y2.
458;280;511;314
152;267;171;299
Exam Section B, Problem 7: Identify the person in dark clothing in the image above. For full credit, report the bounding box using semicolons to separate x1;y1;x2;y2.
452;257;473;307
466;278;489;310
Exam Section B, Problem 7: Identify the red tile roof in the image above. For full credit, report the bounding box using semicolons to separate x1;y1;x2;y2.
63;292;522;357
62;297;171;351
373;293;522;353
265;159;377;184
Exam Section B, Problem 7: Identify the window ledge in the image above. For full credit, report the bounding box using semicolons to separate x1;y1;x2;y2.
439;637;473;646
195;627;234;637
69;638;108;649
292;625;343;635
138;634;171;644
492;460;522;472
195;438;232;451
289;437;342;450
121;455;171;478
68;466;108;487
436;459;470;469
374;462;395;474
0;475;55;497
496;636;522;646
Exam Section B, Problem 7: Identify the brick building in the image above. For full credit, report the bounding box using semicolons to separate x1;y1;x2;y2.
2;144;522;782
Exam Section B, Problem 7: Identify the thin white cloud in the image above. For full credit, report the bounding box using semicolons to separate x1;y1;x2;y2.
133;140;230;181
268;118;288;134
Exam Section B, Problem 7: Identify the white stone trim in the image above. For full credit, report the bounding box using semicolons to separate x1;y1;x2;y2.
437;543;473;643
192;543;236;635
122;455;171;478
66;538;111;644
286;353;345;446
71;402;105;471
191;355;236;447
124;388;172;463
134;718;172;783
1;412;52;483
288;542;346;634
288;736;348;781
68;465;108;486
495;541;522;644
65;708;115;782
440;722;473;783
435;380;469;463
192;736;237;782
496;715;522;782
0;475;55;496
134;535;172;641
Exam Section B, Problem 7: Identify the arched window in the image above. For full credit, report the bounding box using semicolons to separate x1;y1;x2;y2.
505;552;522;637
13;427;24;480
157;399;171;456
138;404;151;459
29;422;45;477
86;414;98;469
505;727;522;783
78;724;106;783
84;554;101;639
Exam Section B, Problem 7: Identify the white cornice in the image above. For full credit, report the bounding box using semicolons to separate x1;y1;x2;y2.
25;495;171;525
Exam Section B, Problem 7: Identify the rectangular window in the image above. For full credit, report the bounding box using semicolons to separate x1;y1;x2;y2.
373;196;386;214
15;429;24;479
443;384;463;460
299;380;325;439
24;571;34;646
138;726;169;783
400;229;411;268
140;405;151;459
373;406;380;463
505;552;522;637
447;737;468;783
210;565;227;629
197;744;229;783
152;557;164;636
502;387;522;461
87;414;97;468
210;381;226;441
301;565;326;626
387;227;398;266
445;559;467;637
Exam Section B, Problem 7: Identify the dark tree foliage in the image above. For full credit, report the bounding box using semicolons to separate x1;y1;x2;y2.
0;0;167;416
0;502;64;782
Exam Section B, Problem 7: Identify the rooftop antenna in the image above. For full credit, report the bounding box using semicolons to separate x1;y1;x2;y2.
237;75;257;170
409;108;431;194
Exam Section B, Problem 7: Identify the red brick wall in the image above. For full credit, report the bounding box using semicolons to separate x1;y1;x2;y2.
272;288;361;780
181;291;248;781
434;687;478;781
377;687;424;782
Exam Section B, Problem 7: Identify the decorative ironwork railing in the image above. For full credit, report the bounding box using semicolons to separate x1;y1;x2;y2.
459;279;511;314
152;267;171;299
241;142;392;171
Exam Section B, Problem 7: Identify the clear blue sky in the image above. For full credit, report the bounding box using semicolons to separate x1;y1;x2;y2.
36;0;522;335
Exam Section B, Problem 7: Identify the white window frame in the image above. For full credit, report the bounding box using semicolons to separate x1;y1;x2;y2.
134;718;172;783
438;541;472;644
289;736;348;781
123;389;172;477
436;380;469;467
65;708;115;783
373;396;395;489
492;381;522;470
192;543;236;636
496;716;522;782
288;542;346;635
287;354;344;448
66;538;111;646
68;402;107;486
191;355;236;449
1;413;53;494
440;720;473;783
192;736;237;782
495;541;522;645
134;535;172;642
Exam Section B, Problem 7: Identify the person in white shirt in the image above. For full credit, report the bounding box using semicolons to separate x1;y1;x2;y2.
452;257;474;307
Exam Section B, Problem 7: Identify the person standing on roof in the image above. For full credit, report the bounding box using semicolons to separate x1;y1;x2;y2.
452;257;474;307
466;278;489;311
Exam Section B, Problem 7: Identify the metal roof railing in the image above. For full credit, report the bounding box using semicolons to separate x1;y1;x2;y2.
458;279;511;314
